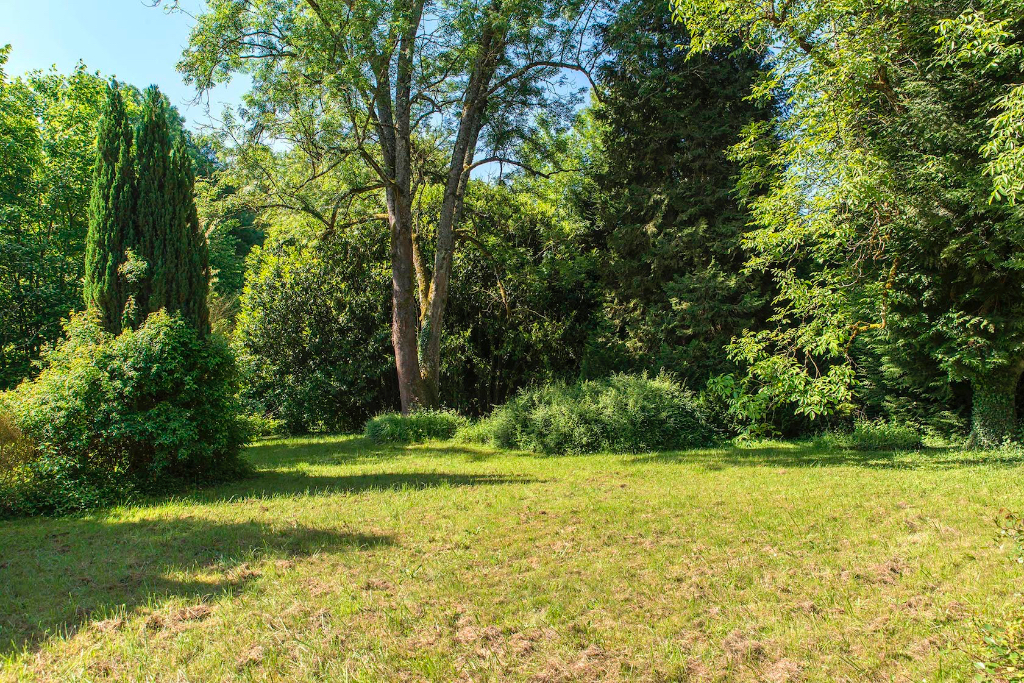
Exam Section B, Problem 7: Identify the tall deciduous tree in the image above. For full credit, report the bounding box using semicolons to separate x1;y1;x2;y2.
84;82;137;334
0;46;42;385
169;0;601;413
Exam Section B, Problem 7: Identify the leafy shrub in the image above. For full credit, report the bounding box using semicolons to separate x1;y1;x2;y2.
460;373;717;455
974;619;1024;682
364;410;468;444
0;408;39;514
236;235;398;434
1;311;249;516
241;413;285;439
817;419;922;452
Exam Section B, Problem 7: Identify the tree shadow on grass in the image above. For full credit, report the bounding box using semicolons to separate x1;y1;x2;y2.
244;436;512;465
243;435;386;467
629;443;1024;470
192;470;540;503
0;517;392;657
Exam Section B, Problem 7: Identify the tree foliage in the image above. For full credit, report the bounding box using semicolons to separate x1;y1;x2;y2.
85;85;212;335
84;83;138;333
170;0;604;411
577;0;774;387
1;50;108;388
674;0;1024;444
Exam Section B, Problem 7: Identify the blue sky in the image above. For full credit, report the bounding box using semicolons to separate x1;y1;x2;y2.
3;0;247;129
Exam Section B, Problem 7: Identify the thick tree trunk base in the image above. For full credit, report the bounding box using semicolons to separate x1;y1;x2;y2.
969;368;1022;448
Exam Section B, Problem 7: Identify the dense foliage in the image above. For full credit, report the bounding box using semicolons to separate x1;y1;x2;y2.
460;373;717;454
87;84;211;334
0;312;248;516
578;0;773;387
132;88;211;333
83;83;137;333
673;0;1024;445
235;178;597;432
236;224;396;434
4;0;1024;472
1;54;247;392
1;50;107;388
364;410;467;445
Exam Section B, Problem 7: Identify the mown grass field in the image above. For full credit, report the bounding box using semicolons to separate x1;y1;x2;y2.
2;437;1023;682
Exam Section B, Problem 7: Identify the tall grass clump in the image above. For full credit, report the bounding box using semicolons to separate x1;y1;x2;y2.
364;410;467;444
460;373;717;455
817;419;923;452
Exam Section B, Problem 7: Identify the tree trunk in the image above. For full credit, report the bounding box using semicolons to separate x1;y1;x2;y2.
417;14;504;403
970;364;1023;448
375;0;503;412
380;4;429;416
387;187;429;414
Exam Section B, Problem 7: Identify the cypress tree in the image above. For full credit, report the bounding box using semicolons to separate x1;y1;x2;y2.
170;135;211;334
132;86;210;334
83;82;136;333
133;86;173;322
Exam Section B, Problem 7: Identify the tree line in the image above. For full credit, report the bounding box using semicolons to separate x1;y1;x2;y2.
2;0;1024;448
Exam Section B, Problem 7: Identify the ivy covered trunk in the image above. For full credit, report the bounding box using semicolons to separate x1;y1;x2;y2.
970;364;1023;448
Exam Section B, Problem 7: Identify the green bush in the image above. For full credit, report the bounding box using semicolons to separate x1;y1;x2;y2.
1;311;249;516
241;413;286;439
0;408;39;514
364;410;468;444
818;419;923;452
460;373;717;455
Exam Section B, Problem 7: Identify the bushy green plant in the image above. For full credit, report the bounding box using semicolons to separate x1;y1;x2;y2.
461;373;717;455
240;413;285;439
817;420;923;452
364;410;468;445
1;311;249;516
0;407;39;514
235;233;397;434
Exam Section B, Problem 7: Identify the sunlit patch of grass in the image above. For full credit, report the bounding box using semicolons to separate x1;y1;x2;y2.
1;436;1022;681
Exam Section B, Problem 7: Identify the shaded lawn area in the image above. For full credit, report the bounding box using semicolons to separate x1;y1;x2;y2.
2;437;1023;681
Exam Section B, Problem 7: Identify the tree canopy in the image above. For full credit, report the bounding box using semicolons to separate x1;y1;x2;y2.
169;0;605;411
674;0;1024;445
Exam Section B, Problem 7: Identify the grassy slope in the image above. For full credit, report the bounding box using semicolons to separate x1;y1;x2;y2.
1;437;1023;682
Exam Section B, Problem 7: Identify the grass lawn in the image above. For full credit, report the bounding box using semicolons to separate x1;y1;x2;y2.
2;437;1024;681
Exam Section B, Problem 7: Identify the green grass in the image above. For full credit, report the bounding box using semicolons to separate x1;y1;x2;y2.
2;437;1024;681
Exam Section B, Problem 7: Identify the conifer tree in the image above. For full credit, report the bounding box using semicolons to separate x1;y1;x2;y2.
170;135;211;334
580;0;774;386
83;82;136;333
133;86;173;323
132;87;210;334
